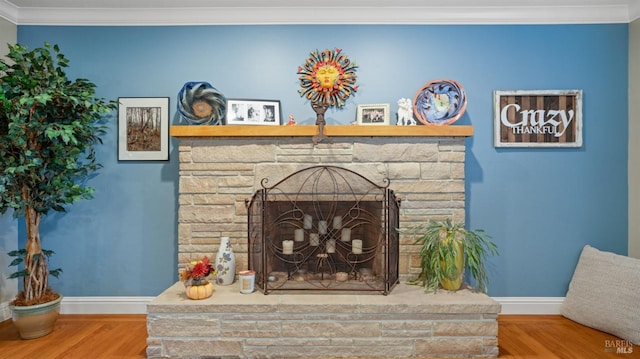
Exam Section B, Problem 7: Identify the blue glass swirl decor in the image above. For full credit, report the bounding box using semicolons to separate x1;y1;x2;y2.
413;79;467;126
177;82;226;125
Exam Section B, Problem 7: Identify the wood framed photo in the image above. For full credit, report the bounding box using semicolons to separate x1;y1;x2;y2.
118;97;170;161
494;90;583;148
225;99;281;125
357;104;390;125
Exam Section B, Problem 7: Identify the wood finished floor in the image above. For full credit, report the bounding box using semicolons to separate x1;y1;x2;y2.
0;314;637;358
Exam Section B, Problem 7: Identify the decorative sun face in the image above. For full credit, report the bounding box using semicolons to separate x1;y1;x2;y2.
297;48;358;108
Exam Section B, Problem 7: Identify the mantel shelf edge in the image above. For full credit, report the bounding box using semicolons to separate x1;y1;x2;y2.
170;125;473;138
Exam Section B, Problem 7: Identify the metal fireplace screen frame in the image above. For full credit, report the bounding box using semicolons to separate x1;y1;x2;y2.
247;165;400;295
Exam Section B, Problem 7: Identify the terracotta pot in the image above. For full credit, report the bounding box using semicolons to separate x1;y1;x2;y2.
10;295;62;339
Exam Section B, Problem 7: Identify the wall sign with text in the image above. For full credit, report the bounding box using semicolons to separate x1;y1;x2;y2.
494;90;583;148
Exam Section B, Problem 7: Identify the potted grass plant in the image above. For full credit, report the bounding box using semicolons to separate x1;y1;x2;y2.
406;219;498;293
0;42;116;339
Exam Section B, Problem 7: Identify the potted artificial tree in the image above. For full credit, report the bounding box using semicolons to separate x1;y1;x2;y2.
406;219;498;293
0;42;115;339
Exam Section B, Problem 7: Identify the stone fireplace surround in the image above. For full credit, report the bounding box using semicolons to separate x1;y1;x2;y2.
146;125;500;358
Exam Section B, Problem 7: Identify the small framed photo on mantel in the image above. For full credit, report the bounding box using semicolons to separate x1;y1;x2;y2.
118;97;170;161
225;99;282;125
357;104;390;125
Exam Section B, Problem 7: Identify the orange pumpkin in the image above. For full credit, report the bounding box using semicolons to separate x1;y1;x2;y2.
185;281;213;300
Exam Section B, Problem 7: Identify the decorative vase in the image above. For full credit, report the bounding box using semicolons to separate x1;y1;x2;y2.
440;239;464;291
185;280;214;300
10;295;63;339
215;236;236;285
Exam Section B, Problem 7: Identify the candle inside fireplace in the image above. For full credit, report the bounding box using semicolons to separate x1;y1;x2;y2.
309;233;320;246
333;216;342;229
352;239;363;254
294;228;304;242
326;239;336;253
341;228;351;242
303;214;313;229
318;220;328;234
282;240;294;254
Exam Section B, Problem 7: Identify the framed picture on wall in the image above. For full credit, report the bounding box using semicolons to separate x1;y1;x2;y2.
356;104;390;125
225;99;282;125
494;90;583;148
118;97;170;161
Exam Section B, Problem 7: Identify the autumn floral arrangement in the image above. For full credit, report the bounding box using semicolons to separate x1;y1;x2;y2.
180;256;215;286
180;256;216;300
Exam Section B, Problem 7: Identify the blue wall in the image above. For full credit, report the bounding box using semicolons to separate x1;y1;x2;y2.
16;24;628;297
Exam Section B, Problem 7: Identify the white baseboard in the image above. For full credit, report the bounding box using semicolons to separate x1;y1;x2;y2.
60;296;155;315
36;296;565;315
494;297;565;314
0;301;11;321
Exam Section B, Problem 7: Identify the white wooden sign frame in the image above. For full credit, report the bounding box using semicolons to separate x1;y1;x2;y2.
494;89;583;148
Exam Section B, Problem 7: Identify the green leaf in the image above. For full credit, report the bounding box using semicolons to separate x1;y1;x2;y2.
9;257;23;267
49;268;63;278
9;270;29;279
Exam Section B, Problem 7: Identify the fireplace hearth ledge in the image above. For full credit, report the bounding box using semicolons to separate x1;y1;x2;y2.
146;282;500;358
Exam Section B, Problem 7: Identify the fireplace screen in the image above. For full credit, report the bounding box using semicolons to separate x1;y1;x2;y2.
247;165;399;294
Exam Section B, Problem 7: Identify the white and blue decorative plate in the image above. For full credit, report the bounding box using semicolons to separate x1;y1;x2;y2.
413;79;467;125
177;82;226;125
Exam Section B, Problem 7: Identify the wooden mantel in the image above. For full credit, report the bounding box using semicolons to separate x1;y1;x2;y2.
170;125;473;138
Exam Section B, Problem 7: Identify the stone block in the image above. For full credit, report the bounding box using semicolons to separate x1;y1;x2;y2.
218;176;254;188
145;345;162;358
178;151;192;163
147;315;221;337
353;142;439;162
434;320;498;336
452;162;465;179
281;321;380;338
388;162;421;179
415;337;484;356
191;142;276;163
192;194;237;205
178;205;235;223
262;344;415;358
439;150;465;162
179;176;218;194
391;180;465;194
163;339;243;357
420;162;452;179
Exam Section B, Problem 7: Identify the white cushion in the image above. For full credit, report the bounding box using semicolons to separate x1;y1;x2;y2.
561;245;640;345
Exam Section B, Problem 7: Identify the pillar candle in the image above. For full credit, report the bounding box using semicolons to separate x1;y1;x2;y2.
303;214;313;229
326;239;336;253
333;216;342;229
294;228;304;242
318;220;328;234
282;240;294;254
352;239;363;254
309;233;320;246
340;228;351;242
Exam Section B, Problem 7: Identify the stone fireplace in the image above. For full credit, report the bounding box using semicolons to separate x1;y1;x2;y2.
174;125;471;277
146;125;500;359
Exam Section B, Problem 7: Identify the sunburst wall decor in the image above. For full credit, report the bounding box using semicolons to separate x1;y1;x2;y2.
297;48;358;108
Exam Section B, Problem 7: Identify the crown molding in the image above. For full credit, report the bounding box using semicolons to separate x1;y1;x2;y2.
0;1;17;24
0;3;635;26
630;2;640;22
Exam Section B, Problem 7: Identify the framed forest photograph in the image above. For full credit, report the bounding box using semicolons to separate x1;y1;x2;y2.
118;97;170;161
